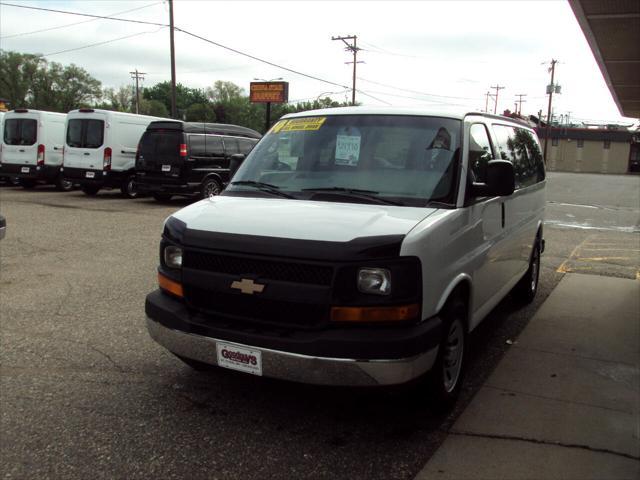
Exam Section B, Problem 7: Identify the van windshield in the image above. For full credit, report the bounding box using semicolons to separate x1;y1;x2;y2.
3;119;37;146
66;119;104;148
227;115;461;207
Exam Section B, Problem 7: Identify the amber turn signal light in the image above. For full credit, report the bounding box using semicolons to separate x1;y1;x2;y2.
330;303;420;323
158;272;183;298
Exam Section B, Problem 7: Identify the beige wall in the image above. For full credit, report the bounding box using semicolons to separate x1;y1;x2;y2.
547;139;631;174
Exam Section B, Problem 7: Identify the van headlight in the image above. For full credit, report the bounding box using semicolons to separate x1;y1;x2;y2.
164;245;183;269
357;268;391;295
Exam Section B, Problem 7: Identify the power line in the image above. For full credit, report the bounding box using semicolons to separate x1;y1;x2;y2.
357;77;476;100
42;27;165;57
175;27;350;90
0;2;168;28
0;2;161;39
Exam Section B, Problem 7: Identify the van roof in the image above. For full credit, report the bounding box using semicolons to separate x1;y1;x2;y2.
5;109;66;118
281;106;533;127
66;108;165;121
146;120;262;139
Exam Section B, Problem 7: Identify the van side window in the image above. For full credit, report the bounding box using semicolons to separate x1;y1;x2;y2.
189;135;206;157
468;124;494;183
493;125;540;190
518;128;545;184
206;136;224;157
223;138;240;155
238;138;257;155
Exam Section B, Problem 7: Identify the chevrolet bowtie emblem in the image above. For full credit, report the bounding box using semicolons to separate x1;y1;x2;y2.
231;278;265;295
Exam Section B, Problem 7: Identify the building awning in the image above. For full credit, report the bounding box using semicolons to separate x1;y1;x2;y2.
569;0;640;119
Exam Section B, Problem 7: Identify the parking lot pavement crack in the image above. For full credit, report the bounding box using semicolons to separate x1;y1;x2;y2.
511;345;639;369
446;429;640;461
482;384;635;415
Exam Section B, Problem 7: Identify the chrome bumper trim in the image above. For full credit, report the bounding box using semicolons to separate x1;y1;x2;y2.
146;317;438;386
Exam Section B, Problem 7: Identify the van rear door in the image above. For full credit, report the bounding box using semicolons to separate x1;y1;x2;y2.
64;111;106;171
2;113;39;167
136;129;184;178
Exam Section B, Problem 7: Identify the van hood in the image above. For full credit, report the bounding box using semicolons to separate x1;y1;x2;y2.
171;195;438;243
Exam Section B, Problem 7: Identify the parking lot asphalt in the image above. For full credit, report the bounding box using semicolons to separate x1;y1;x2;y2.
0;172;638;479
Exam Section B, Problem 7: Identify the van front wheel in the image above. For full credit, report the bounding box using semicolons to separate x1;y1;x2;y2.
514;240;540;304
425;297;467;411
201;178;221;199
121;175;138;199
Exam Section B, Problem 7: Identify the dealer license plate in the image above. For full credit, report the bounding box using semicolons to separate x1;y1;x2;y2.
85;171;95;178
21;167;29;173
162;164;171;172
216;342;262;376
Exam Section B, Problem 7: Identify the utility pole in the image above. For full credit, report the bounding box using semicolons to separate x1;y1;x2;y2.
515;93;527;115
129;69;146;114
332;35;362;106
490;85;505;114
543;59;558;163
484;91;492;112
168;0;177;119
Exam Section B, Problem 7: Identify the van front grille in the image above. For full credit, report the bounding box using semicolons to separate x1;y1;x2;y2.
183;251;334;286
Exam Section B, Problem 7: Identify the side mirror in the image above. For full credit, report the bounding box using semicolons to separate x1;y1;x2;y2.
471;160;515;197
229;153;246;179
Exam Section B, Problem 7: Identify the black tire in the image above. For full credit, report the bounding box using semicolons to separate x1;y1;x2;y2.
81;185;100;196
173;354;215;372
514;238;541;304
425;296;467;411
200;177;222;199
121;175;138;199
55;175;74;192
152;193;173;202
20;179;37;189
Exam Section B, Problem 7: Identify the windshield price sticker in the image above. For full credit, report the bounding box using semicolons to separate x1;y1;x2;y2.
279;117;326;132
335;135;362;166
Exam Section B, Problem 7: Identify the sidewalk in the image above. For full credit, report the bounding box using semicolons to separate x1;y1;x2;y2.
416;273;640;480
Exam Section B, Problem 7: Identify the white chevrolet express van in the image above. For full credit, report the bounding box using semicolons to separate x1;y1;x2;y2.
145;107;545;406
0;109;71;190
62;109;164;197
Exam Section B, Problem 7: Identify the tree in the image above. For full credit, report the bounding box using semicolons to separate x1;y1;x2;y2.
0;50;42;109
143;81;208;116
139;98;169;118
185;103;215;122
0;51;102;112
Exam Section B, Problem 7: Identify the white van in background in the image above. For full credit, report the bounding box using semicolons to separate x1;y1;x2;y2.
62;109;165;198
0;109;71;190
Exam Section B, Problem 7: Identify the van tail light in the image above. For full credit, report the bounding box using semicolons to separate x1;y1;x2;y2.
103;147;112;171
37;144;45;166
179;143;188;157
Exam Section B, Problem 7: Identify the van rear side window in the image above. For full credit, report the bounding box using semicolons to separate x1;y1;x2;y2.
67;119;104;148
3;119;37;146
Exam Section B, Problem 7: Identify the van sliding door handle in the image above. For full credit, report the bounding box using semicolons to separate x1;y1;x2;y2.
501;203;505;228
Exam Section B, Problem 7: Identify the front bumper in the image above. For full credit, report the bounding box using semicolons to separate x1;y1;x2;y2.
145;289;441;386
147;317;438;386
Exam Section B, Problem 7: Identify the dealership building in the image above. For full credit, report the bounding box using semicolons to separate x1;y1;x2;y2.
538;127;639;174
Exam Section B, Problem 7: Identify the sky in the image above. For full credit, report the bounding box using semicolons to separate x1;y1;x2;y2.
0;0;637;126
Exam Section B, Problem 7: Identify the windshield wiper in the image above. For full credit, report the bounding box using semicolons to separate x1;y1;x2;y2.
302;187;404;206
230;180;295;199
425;200;454;209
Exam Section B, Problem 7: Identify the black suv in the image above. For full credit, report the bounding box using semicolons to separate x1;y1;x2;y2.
135;121;261;201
